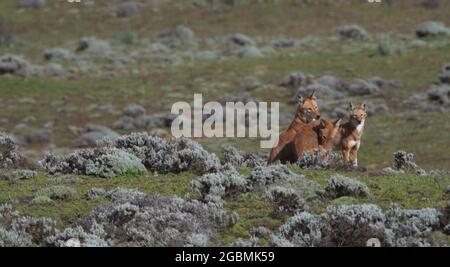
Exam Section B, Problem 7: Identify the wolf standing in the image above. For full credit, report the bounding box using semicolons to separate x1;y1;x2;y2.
337;103;367;167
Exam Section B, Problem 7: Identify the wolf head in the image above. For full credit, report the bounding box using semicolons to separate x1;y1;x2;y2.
296;91;321;123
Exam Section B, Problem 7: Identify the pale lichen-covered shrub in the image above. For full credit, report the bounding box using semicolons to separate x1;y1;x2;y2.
105;187;145;202
44;224;111;247
86;188;107;200
383;151;427;176
0;204;57;247
416;21;450;38
184;233;210;247
0;133;26;169
80;195;227;247
297;150;342;170
17;0;46;9
270;212;329;247
113;133;221;174
0;169;37;182
325;175;369;199
270;204;444;247
223;145;266;168
427;84;450;106
34;185;77;201
326;204;388;247
385;205;442;247
246;164;304;191
40;147;147;178
31;196;53;205
229;236;260;247
0;54;34;77
0;227;32;247
334;24;368;40
192;164;246;202
266;187;307;216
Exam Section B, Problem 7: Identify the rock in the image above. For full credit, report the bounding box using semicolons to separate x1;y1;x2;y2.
297;83;345;100
314;75;349;92
416;21;450;38
439;63;450;84
24;129;53;145
280;71;312;90
335;25;368;40
193;51;221;60
0;54;33;77
123;104;146;118
72;124;120;148
17;0;46;9
115;1;139;17
76;37;112;55
272;37;296;49
427;84;450;106
157;25;195;47
367;76;401;89
43;48;75;61
237;46;263;58
347;78;381;96
228;33;255;47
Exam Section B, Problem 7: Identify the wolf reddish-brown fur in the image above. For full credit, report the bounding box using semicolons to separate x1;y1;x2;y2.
335;103;367;167
267;92;321;164
293;118;342;160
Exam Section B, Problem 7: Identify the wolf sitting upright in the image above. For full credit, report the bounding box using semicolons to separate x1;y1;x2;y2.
267;92;321;164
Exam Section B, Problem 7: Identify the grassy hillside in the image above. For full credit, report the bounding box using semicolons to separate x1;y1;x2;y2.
0;0;449;247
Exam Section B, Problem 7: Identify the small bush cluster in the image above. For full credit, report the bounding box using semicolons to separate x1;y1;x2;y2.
193;164;305;203
40;147;147;178
113;132;221;175
157;25;195;47
85;188;107;200
223;145;267;168
192;164;246;204
0;204;57;247
297;150;342;170
325;175;370;199
72;124;120;148
269;204;443;247
383;151;427;176
105;187;146;202
416;21;450;38
266;187;307;216
0;169;37;182
34;185;77;201
114;104;175;130
334;24;368;40
0;54;34;77
246;164;305;191
17;0;46;9
0;133;27;169
79;195;227;247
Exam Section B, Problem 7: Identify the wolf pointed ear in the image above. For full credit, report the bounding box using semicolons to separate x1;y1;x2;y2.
362;103;367;110
349;102;353;110
309;90;317;100
297;93;304;104
334;118;342;127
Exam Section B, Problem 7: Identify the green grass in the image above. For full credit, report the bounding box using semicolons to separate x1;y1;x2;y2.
0;171;196;228
0;0;449;245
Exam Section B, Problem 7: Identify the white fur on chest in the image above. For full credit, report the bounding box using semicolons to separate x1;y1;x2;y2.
356;120;365;134
348;140;360;149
